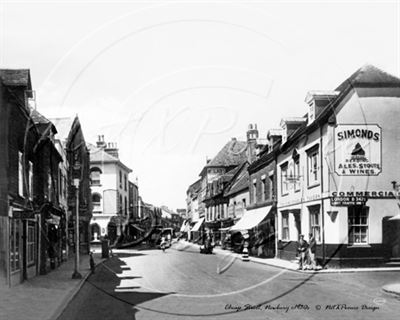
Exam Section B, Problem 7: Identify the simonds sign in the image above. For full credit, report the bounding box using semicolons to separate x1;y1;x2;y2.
334;124;382;176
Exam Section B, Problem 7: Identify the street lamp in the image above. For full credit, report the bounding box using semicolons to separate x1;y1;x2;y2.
72;162;82;279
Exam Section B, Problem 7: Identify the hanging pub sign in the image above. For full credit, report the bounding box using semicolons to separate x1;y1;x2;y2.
334;124;382;176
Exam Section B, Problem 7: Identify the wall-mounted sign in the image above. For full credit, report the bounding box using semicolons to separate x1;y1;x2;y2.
334;124;382;176
330;196;367;206
332;191;396;199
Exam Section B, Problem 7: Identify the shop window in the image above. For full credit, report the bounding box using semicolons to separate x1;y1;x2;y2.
47;171;53;201
307;146;319;187
28;161;33;199
269;175;274;200
261;177;266;201
27;223;35;266
282;212;289;240
252;181;257;204
348;206;369;245
90;167;102;185
309;205;321;242
18;152;24;196
281;162;289;195
10;219;21;272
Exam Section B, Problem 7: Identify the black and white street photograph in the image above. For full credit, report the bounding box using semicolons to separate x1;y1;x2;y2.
1;0;400;319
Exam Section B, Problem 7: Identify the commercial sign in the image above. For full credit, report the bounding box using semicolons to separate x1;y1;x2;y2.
330;196;367;206
330;190;396;206
334;124;382;176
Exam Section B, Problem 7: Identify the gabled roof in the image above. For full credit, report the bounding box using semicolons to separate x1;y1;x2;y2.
187;179;201;195
30;108;57;134
207;138;247;167
88;143;119;162
336;64;400;90
0;69;31;87
224;162;249;197
88;143;132;172
199;138;248;177
220;163;243;182
50;117;75;141
280;64;400;152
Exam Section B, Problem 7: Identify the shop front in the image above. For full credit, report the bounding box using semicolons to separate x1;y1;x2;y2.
190;217;205;243
230;206;275;257
8;206;40;285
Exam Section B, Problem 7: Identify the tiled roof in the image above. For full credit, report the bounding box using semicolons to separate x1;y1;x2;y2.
336;64;400;90
30;108;57;134
88;143;132;172
0;69;31;87
88;143;119;163
31;108;50;124
206;138;248;168
280;64;400;153
188;179;201;194
224;163;249;196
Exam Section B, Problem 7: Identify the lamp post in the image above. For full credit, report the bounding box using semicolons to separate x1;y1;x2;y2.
72;161;82;279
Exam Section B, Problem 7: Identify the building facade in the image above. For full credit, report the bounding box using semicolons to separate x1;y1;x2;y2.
89;135;131;243
50;116;92;256
276;65;400;267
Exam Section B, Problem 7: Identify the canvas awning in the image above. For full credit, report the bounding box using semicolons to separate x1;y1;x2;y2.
230;206;273;231
191;217;205;232
130;224;145;232
180;220;191;232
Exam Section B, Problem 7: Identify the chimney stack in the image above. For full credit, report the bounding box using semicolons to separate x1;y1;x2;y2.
104;142;119;159
246;123;259;163
96;135;106;148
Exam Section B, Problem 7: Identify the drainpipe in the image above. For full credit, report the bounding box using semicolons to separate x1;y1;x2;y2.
320;125;326;267
274;151;279;258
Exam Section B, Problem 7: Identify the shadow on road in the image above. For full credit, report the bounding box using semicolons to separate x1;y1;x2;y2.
57;254;170;320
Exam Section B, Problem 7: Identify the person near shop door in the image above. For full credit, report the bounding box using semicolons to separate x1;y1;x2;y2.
297;234;308;270
308;233;317;270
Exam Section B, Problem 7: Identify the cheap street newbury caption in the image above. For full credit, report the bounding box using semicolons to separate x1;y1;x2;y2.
225;303;379;313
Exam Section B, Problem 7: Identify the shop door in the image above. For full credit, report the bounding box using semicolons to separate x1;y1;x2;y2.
22;220;27;280
382;217;400;259
293;210;301;240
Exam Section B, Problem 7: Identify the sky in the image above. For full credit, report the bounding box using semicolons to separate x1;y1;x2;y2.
1;0;399;210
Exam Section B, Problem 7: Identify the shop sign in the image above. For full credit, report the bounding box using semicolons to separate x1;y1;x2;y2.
330;196;367;206
334;124;382;176
332;191;396;199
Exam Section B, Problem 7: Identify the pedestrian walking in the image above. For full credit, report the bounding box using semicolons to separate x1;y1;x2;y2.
160;236;167;252
297;234;308;270
308;233;317;270
89;251;95;274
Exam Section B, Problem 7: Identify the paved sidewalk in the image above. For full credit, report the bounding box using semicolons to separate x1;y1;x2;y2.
0;253;104;320
178;240;400;274
382;283;400;296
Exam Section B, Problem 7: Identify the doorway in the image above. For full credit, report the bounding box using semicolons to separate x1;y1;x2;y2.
382;217;400;259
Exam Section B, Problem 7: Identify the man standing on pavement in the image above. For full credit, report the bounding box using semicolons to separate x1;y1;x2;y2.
308;233;317;270
297;234;308;270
